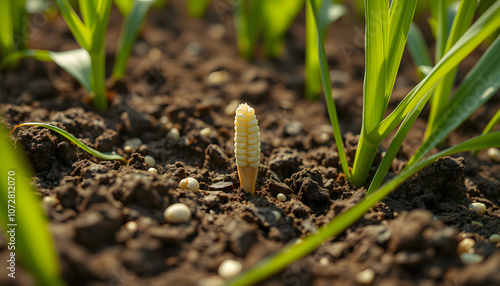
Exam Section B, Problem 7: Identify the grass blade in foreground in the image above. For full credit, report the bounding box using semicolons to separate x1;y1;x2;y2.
10;123;126;162
225;132;500;285
187;0;212;18
0;124;65;286
309;0;349;177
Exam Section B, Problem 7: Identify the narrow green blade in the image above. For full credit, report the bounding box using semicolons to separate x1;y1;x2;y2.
370;1;500;142
114;0;134;16
11;123;126;162
226;132;500;285
54;0;91;50
0;124;65;286
112;0;155;79
309;0;350;178
408;35;500;167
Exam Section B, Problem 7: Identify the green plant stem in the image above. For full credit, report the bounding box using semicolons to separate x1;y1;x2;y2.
90;50;108;110
305;0;322;100
350;130;378;187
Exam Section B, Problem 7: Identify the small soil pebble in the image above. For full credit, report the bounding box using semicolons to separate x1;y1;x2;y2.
144;155;156;167
468;202;486;214
217;259;242;279
460;253;484;264
487;148;500;162
457;238;475;254
489;234;500;243
164;203;191;224
356;268;375;285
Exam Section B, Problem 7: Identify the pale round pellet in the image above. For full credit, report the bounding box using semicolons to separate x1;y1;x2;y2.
164;203;191;224
126;221;137;232
460;253;484;264
168;128;180;139
42;196;58;209
457;238;475;254
123;145;133;153
469;202;487;214
319;257;329;267
356;268;375;285
187;178;200;192
489;234;500;243
487;148;500;162
277;193;287;202
200;127;212;137
217;259;242;279
271;210;281;222
179;178;188;189
124;138;142;149
144;155;156;167
148;167;158;174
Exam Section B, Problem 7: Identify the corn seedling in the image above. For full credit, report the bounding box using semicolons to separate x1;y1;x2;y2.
234;103;261;195
187;0;212;18
10;122;126;163
225;0;500;284
0;0;155;110
306;0;346;100
0;122;65;286
235;0;304;60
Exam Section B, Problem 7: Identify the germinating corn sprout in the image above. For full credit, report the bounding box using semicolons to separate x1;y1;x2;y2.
234;103;261;195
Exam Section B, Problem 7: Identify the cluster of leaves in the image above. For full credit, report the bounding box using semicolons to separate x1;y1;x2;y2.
227;0;500;284
1;0;157;110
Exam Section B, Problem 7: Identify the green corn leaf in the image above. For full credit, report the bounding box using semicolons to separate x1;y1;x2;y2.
79;0;99;27
261;0;304;58
407;23;433;79
11;123;126;162
408;35;500;167
226;131;500;285
434;0;448;62
114;0;134;16
309;0;350;178
234;0;263;60
367;87;434;196
385;0;417;107
0;123;65;286
369;1;500;143
53;0;91;50
481;109;500;136
0;1;16;56
187;0;212;18
89;0;112;55
0;48;92;92
112;0;155;79
362;0;388;132
425;0;477;139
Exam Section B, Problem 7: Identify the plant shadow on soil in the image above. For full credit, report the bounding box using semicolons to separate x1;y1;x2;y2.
1;1;500;285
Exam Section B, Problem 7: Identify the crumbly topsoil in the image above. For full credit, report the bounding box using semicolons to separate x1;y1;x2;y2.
1;1;500;285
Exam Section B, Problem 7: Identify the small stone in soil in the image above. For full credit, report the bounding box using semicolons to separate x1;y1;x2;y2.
218;259;242;279
42;196;58;209
457;238;475;254
468;202;486;214
271;210;281;222
179;177;200;192
124;138;142;149
489;234;500;243
319;257;329;267
277;193;287;202
200;127;211;137
148;167;158;174
126;221;137;232
460;253;484;264
167;128;180;139
164;203;191;224
487;148;500;162
285;120;304;136
356;268;375;285
208;181;234;191
144;155;156;167
207;70;229;86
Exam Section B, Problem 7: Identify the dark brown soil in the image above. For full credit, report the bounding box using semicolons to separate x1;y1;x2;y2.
1;1;500;285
